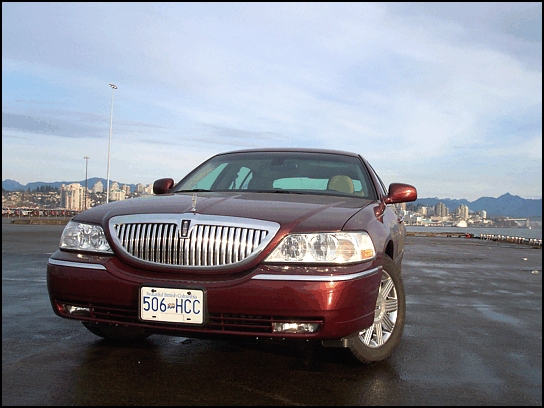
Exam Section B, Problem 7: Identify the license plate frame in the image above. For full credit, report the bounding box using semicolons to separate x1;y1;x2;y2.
139;285;206;325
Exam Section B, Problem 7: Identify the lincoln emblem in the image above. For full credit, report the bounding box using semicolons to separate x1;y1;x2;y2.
180;220;191;238
191;193;197;213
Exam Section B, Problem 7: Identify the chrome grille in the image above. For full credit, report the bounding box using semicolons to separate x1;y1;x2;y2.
109;214;279;268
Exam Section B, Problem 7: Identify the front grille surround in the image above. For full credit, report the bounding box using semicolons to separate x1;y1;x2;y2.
109;214;280;270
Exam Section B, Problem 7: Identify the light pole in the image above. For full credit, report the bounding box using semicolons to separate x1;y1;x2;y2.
84;156;90;210
106;83;117;203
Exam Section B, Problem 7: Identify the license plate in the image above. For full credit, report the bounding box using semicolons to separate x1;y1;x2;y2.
140;286;205;324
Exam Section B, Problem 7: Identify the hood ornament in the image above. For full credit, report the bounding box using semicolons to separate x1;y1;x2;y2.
191;192;198;213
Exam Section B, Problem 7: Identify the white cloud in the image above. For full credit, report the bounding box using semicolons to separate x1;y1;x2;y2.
2;2;541;199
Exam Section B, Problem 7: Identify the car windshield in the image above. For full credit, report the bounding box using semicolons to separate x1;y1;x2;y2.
174;151;377;199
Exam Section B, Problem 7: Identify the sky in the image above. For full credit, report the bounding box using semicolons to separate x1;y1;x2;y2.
2;2;542;201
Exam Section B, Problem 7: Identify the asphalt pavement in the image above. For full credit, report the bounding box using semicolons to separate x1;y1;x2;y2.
2;219;542;406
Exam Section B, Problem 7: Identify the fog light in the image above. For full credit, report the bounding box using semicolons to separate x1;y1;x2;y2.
64;304;91;316
272;322;320;333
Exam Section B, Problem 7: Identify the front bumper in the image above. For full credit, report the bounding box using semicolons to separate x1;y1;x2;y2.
47;250;382;340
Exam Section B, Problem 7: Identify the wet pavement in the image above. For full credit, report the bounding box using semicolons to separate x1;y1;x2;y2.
2;220;542;405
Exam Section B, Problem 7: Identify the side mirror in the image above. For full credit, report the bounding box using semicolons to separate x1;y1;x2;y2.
153;178;175;195
384;183;417;204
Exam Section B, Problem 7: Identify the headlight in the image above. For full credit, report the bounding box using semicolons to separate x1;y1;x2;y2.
60;221;113;253
264;232;375;264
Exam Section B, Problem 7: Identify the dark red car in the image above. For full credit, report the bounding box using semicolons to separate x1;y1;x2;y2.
47;148;417;364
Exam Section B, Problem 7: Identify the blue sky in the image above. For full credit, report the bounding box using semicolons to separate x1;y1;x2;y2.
2;2;542;201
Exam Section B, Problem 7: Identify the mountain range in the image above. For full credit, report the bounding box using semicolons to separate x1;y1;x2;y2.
2;178;542;218
2;178;138;194
411;193;541;218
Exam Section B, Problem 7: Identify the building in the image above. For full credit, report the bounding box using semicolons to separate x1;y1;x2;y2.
109;189;126;202
122;184;131;195
92;180;104;193
435;202;448;217
457;204;469;220
106;181;127;201
406;214;423;225
60;183;87;211
419;206;434;217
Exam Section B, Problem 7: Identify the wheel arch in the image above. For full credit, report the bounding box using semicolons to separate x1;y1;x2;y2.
384;239;395;260
383;237;404;272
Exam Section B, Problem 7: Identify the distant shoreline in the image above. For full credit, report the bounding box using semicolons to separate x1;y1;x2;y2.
4;217;72;225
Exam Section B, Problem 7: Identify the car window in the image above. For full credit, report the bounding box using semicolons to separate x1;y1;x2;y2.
274;177;328;190
274;178;365;192
193;163;227;190
365;161;387;196
231;166;252;190
176;152;377;199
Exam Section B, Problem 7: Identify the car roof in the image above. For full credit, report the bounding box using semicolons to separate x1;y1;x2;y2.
213;147;362;158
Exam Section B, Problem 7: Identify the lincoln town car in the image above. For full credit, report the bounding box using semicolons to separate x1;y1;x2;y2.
47;148;417;364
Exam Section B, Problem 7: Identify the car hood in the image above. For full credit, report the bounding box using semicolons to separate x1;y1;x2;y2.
75;192;373;232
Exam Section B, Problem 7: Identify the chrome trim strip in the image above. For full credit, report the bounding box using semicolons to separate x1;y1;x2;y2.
48;259;107;270
251;266;381;281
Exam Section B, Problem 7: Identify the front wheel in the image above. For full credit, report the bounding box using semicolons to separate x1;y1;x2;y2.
82;322;151;342
347;254;406;364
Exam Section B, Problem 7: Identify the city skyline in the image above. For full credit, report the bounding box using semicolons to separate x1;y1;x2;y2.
2;3;542;201
2;174;542;202
3;176;541;219
3;183;541;221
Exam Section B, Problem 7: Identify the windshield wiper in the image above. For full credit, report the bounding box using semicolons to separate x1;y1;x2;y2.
253;189;303;194
174;189;211;193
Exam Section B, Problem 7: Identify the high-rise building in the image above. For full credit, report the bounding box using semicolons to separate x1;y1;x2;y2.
457;204;469;220
435;202;448;217
60;183;86;210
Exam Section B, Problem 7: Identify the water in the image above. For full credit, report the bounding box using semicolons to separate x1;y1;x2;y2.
406;225;542;240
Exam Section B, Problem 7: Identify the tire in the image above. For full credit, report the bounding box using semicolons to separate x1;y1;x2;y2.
82;322;151;342
347;254;406;364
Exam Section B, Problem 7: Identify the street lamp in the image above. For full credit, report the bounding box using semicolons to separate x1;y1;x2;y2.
84;156;90;210
106;83;118;204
